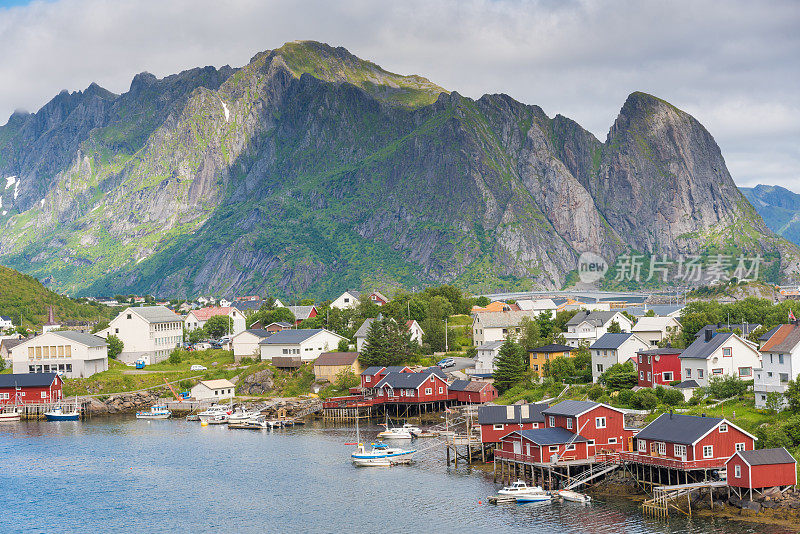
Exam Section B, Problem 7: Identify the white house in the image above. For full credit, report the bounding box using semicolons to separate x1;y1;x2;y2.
515;299;557;318
632;316;682;347
231;329;271;361
11;331;108;378
191;379;235;401
331;290;361;310
564;311;633;348
754;323;800;409
472;310;540;346
405;319;424;345
259;329;347;362
473;340;504;374
680;330;761;388
0;316;14;330
184;307;246;336
98;306;183;364
355;317;424;352
590;332;649;382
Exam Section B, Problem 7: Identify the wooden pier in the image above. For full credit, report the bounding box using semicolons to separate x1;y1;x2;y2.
642;480;727;518
13;400;91;420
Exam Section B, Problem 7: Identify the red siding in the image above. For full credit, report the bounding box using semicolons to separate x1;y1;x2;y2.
0;376;63;405
498;433;589;463
452;384;498;404
727;455;797;489
480;421;543;444
375;374;450;403
693;425;754;462
545;405;632;455
636;351;682;387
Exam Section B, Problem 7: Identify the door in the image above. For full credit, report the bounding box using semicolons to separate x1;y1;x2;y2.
513;440;522;456
627;436;633;452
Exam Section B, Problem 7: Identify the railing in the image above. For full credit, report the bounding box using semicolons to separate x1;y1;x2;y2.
619;451;725;470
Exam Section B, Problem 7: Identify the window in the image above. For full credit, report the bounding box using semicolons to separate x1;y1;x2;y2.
719;423;728;433
735;442;746;452
532;364;539;371
738;367;752;378
609;438;618;445
41;392;47;399
734;464;741;478
647;372;652;381
0;393;8;400
663;372;673;382
723;347;732;357
566;444;576;451
365;376;371;383
685;368;691;378
438;387;443;394
674;444;687;457
698;369;704;379
638;440;647;452
549;416;555;427
780;373;790;383
588;439;596;446
639;355;643;363
388;390;394;398
596;364;604;373
639;371;644;380
532;423;539;429
648;355;652;364
595;417;606;429
425;388;432;395
549;445;559;452
779;354;785;365
712;368;723;375
567;418;573;429
493;424;505;430
127;314;132;319
657;442;665;455
703;445;713;458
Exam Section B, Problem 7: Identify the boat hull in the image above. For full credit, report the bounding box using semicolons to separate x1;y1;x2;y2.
515;495;552;503
0;412;21;422
558;490;591;503
351;449;416;467
45;413;79;421
136;413;171;420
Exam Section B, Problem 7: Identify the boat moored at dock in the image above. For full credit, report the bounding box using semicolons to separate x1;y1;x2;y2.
136;405;172;420
44;406;80;421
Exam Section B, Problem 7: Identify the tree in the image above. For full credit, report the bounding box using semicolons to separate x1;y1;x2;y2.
91;320;110;334
337;338;351;352
518;317;542;353
493;340;527;393
359;319;389;367
661;389;684;407
607;320;622;334
187;328;205;344
785;375;800;412
475;296;490;308
334;368;359;390
357;317;414;367
706;375;748;400
168;350;182;365
572;346;592;382
545;356;575;383
765;391;785;413
204;315;231;339
631;389;659;410
0;357;5;372
600;361;637;391
106;335;124;359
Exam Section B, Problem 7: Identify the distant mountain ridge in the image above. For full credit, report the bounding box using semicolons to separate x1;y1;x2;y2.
0;40;798;299
741;185;800;247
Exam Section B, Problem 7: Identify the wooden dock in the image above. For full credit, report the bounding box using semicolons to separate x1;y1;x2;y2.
642;480;727;518
13;400;91;420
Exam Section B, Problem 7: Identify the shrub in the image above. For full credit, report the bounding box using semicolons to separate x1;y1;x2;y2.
168;350;182;365
597;394;611;405
661;389;685;406
587;384;605;401
756;426;793;449
631;389;659;410
706;375;748;400
616;389;635;406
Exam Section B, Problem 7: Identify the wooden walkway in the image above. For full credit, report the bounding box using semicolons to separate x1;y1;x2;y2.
642;480;727;518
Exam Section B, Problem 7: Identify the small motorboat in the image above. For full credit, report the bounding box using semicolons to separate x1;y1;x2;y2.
515;492;552;504
44;406;80;421
498;480;544;496
185;414;200;421
0;408;21;422
197;405;231;423
351;442;416;467
136;405;172;420
377;427;413;440
229;415;269;429
558;490;591;503
205;414;229;425
227;408;260;423
401;423;422;437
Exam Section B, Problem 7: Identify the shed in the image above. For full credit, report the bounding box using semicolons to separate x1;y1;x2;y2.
726;448;797;499
190;379;235;401
313;352;361;382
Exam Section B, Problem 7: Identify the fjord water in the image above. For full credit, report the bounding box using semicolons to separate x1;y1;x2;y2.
0;420;792;534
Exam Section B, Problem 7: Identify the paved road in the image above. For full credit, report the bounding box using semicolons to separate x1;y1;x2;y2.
439;356;475;373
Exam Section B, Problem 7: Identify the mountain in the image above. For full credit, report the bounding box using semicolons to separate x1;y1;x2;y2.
0;40;798;298
741;185;800;247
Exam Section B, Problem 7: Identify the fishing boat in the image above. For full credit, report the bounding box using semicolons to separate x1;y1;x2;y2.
349;416;415;467
498;480;544;496
0;407;21;422
135;405;172;420
558;490;591;503
377;427;413;440
44;405;80;421
515;492;552;504
197;405;231;423
401;423;422;437
227;408;260;423
205;413;229;425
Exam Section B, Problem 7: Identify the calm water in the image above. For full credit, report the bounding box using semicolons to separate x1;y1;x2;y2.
0;419;795;534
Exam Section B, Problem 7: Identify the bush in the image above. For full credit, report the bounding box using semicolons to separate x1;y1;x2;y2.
756;426;793;449
706;375;748;400
168;350;182;365
616;389;635;406
661;389;684;406
631;389;659;410
597;394;611;405
587;384;605;401
178;380;193;391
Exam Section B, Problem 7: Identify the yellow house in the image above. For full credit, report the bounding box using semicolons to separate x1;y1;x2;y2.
313;352;362;383
528;343;575;378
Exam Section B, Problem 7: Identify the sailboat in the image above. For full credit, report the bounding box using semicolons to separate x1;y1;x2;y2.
349;416;416;467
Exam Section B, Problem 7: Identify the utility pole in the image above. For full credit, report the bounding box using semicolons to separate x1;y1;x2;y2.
445;317;449;353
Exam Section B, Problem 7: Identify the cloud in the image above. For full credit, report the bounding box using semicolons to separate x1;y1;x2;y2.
0;0;798;191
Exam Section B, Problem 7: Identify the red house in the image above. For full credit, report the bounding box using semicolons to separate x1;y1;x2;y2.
360;366;413;390
448;380;498;404
478;403;549;444
368;291;389;306
726;448;797;499
373;371;449;403
0;373;63;405
497;428;590;463
622;413;756;470
542;400;635;455
636;348;682;387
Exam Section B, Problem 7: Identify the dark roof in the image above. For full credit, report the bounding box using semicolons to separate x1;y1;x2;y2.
638;347;683;355
566;311;622;327
0;338;24;350
680;332;735;360
424;366;447;378
361;366;386;376
385;366;411;373
0;373;59;388
354;318;375;338
530;343;574;353
635;413;723;445
375;372;440;389
314;352;359;366
271;356;302;368
590;333;637;350
760;325;781;342
260;329;325;345
51;331;107;347
734;448;796;466
542;400;601;417
673;379;700;389
513;427;588;446
130;305;181;323
242;329;271;338
478;403;549;425
695;323;761;338
231;301;262;313
449;380;491;392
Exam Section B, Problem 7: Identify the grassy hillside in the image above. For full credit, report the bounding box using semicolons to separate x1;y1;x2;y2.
0;265;113;328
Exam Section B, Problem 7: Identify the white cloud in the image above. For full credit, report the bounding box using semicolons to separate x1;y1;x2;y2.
0;0;797;191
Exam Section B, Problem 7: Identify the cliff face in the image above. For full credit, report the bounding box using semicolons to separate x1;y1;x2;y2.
741;184;800;247
0;41;796;298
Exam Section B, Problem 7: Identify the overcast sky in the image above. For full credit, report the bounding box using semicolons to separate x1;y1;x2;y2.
1;0;798;191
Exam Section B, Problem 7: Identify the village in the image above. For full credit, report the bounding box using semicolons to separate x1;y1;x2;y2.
3;284;800;523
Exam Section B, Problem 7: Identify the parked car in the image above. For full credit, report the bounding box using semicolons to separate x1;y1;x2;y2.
437;358;456;369
190;364;207;371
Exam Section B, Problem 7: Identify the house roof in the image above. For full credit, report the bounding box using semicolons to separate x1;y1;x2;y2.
759;325;781;342
695;323;761;338
731;447;796;466
477;340;505;351
0;372;60;388
191;307;235;321
635;413;726;445
354;318;375;338
424;366;447;379
542;400;601;417
50;331;107;348
341;290;361;299
472;301;520;313
632;316;679;332
196;379;234;390
516;299;557;311
530;343;574;353
375;372;440;389
512;427;588;446
0;315;11;321
478;403;549;425
680;332;736;360
238;329;272;339
361;366;386;376
259;329;330;345
448;380;491;392
385;366;411;373
760;324;800;353
473;310;539;328
231;301;262;313
673;379;700;389
0;338;24;350
370;291;389;302
267;322;293;328
638;347;683;355
314;352;359;366
566;311;622;327
287;306;316;320
130;305;181;324
590;333;636;350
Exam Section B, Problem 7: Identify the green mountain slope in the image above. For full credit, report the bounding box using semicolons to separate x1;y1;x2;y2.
741;185;800;246
0;41;798;299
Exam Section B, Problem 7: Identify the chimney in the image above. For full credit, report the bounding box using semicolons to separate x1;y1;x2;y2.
705;329;713;343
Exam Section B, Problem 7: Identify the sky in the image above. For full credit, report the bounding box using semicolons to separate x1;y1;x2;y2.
0;0;798;191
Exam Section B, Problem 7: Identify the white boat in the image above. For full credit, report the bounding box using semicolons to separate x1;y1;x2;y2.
498;480;544;496
558;490;591;503
197;405;231;422
377;427;413;440
229;415;269;429
401;423;422;437
136;405;172;420
350;416;415;467
0;407;21;422
44;406;80;421
515;492;552;504
227;408;260;423
205;413;229;425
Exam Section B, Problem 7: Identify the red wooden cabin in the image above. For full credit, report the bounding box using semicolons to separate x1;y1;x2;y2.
542;400;634;455
496;428;589;464
448;380;498;404
726;448;797;498
373;372;449;403
478;403;549;444
636;348;682;387
360;366;413;390
622;413;756;470
0;373;63;405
